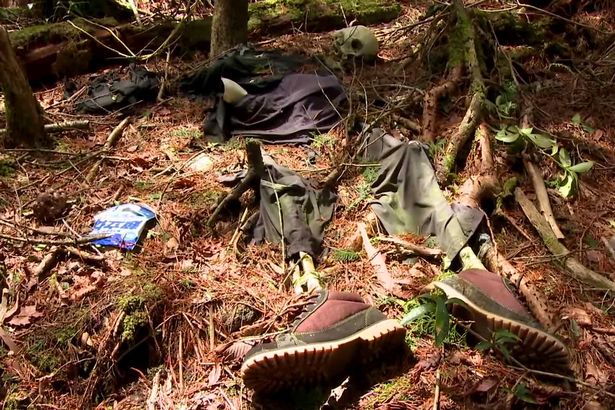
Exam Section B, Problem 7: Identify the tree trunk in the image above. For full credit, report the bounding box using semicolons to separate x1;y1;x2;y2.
0;26;46;147
210;0;248;57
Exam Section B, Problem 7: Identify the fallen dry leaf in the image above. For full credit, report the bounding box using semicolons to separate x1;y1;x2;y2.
7;305;43;327
208;363;222;386
562;307;592;327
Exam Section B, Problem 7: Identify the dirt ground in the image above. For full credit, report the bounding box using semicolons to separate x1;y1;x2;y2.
1;1;615;409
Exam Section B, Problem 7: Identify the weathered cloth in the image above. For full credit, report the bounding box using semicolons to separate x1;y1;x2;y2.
71;65;159;114
361;128;484;261
253;154;337;259
204;73;346;144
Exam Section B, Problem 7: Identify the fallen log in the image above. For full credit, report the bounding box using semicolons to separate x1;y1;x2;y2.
11;0;400;84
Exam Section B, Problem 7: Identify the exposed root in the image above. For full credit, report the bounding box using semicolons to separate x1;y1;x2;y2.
438;0;486;181
421;65;463;143
481;244;556;330
207;140;264;228
514;188;615;292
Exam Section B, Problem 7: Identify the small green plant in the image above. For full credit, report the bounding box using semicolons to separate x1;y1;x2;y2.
548;147;594;198
491;81;518;120
179;278;196;290
475;328;521;361
428;138;446;159
400;292;467;347
346;166;379;212
311;133;335;150
332;249;360;262
511;382;537;404
170;127;201;139
495;176;518;212
0;157;16;177
121;311;149;342
571;113;594;133
495;126;558;153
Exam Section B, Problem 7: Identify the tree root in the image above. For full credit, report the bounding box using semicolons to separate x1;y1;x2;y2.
421;65;463;143
207;141;264;228
514;188;615;291
457;125;556;331
481;244;556;330
437;1;486;181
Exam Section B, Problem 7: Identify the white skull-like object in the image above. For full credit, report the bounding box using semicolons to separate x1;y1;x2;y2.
333;25;379;60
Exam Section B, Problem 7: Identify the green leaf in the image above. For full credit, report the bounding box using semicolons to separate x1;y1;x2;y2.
571;113;582;125
568;161;594;174
513;383;537;404
557;173;575;198
475;340;492;352
400;303;435;326
434;295;450;346
494;329;521;344
495;128;519;143
519;127;533;135
551;143;559;156
559;148;571;168
527;133;556;149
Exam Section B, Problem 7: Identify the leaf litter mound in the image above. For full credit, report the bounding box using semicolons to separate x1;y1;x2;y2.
1;1;615;409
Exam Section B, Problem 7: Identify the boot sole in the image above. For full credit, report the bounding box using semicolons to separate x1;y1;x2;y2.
241;319;406;394
433;281;570;370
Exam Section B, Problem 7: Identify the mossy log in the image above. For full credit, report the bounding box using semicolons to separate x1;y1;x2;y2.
11;0;400;83
9;18;212;83
249;0;400;32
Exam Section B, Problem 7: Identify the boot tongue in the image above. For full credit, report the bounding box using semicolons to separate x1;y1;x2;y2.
290;290;328;330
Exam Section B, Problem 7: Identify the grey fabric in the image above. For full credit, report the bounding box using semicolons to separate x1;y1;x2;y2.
253;154;337;259
361;128;483;261
204;74;347;144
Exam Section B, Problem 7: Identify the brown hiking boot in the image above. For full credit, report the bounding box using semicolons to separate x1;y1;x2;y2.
431;269;570;371
241;290;406;394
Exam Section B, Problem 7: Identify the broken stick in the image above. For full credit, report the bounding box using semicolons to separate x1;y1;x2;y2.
85;117;130;184
514;188;615;291
523;160;565;239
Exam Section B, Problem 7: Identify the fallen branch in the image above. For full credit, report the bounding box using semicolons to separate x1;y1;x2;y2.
377;236;442;257
392;114;421;134
358;222;397;292
514;188;615;291
523;160;564;239
85;117;130;184
207;140;264;227
0;233;109;246
0;120;90;136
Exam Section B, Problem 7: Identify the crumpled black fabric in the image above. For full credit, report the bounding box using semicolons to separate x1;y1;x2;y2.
179;46;307;96
204;73;346;144
253;154;337;259
361;128;484;261
72;65;159;114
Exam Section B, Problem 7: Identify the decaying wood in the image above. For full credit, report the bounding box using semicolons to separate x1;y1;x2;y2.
523;160;565;239
207;141;264;228
515;188;615;291
392;114;421;134
0;26;46;147
85;117;130;184
0;120;90;137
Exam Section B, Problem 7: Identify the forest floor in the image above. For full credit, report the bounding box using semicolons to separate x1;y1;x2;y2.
1;1;615;409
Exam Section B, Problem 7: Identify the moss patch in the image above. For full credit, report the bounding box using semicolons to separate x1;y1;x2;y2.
248;0;401;32
8;17;117;52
